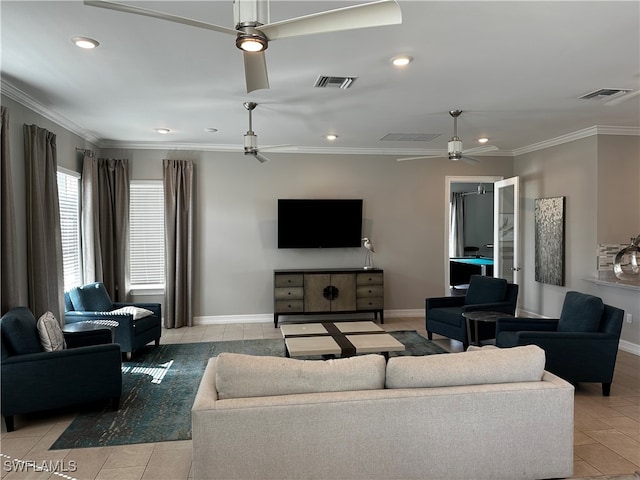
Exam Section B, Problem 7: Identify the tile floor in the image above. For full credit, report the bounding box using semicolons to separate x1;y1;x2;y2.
1;317;639;480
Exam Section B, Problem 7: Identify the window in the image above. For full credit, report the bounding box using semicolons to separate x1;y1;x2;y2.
57;168;82;290
130;181;165;288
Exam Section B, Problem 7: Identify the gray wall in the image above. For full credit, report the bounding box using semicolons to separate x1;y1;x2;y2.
103;147;513;319
514;135;640;346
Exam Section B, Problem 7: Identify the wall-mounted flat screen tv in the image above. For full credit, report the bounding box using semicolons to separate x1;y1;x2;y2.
278;199;363;248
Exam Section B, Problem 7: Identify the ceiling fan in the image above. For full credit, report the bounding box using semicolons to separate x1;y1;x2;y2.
84;0;402;93
397;110;498;164
241;101;288;163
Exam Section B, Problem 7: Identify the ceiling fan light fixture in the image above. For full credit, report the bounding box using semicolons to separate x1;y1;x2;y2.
155;128;170;134
236;32;268;52
72;36;99;49
478;137;489;143
324;134;338;141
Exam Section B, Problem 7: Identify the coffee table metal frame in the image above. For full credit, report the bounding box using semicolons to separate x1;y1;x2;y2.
281;321;405;359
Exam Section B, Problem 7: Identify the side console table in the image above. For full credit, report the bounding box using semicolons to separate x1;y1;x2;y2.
273;268;384;327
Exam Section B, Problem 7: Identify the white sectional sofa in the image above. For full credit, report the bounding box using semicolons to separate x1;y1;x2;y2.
192;345;574;480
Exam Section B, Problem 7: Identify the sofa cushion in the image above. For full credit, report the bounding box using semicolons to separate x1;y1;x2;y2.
557;291;604;333
69;283;113;312
465;275;508;305
37;311;66;351
385;345;545;389
0;308;42;355
215;353;386;400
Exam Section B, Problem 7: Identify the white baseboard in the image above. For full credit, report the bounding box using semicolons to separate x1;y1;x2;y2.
619;339;640;356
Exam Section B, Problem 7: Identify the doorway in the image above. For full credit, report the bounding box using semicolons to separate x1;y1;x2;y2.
444;176;503;295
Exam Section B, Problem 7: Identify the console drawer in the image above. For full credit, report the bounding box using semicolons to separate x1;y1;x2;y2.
275;300;304;313
356;285;384;298
357;298;383;310
275;274;304;287
274;287;304;301
357;272;383;286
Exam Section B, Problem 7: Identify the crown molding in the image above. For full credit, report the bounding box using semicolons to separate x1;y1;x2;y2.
512;125;640;156
1;79;102;145
3;81;637;157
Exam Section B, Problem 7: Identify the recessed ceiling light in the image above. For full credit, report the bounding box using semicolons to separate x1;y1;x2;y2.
155;128;170;134
72;36;99;49
478;137;489;143
390;55;413;67
204;128;218;133
324;134;338;141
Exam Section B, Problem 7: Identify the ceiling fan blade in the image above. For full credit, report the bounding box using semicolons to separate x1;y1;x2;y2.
253;152;271;163
461;155;481;164
397;155;444;162
259;144;297;151
84;1;238;36
244;51;269;93
259;0;401;41
462;145;498;155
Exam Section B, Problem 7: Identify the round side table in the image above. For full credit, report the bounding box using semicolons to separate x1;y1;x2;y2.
461;311;513;347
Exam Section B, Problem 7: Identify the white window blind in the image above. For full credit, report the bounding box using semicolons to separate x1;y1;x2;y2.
130;181;165;286
57;169;83;290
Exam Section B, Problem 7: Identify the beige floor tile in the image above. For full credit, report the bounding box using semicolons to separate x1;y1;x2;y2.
601;416;640;442
584;430;640;466
95;466;145;480
140;447;191;480
574;444;639;475
572;459;604;477
102;444;154;469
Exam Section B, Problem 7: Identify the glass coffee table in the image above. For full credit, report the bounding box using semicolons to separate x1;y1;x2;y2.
461;311;513;347
280;321;405;359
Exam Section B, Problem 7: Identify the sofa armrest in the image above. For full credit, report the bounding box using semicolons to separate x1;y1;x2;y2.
65;311;134;328
425;296;465;310
1;343;121;368
496;318;559;334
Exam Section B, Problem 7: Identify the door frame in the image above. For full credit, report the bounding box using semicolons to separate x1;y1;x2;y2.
444;175;503;295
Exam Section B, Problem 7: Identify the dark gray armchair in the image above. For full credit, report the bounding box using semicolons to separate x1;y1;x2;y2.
426;275;519;348
64;282;161;360
1;306;122;432
496;291;624;396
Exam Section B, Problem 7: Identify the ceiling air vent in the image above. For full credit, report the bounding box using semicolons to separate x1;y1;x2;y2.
380;133;441;142
579;88;632;100
314;76;357;89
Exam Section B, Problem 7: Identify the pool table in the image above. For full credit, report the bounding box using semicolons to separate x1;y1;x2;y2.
450;257;494;286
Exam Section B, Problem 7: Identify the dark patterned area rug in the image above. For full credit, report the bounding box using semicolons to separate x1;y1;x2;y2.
50;330;447;449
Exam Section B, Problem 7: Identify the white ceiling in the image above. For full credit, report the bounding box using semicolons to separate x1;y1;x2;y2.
2;0;639;158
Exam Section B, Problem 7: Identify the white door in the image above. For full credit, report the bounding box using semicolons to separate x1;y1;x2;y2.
493;177;520;284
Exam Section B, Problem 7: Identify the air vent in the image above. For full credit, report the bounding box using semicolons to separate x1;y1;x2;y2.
314;76;357;89
579;88;632;100
380;133;441;142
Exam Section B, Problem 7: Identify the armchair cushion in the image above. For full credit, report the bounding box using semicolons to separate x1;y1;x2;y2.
558;291;604;333
69;282;113;312
37;311;66;351
110;306;153;320
465;275;508;305
0;311;42;355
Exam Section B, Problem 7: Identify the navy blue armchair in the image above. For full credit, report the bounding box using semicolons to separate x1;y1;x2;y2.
426;275;519;348
1;306;122;432
496;291;624;396
64;282;161;360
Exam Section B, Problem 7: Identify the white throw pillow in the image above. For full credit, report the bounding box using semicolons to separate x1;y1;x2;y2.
37;311;66;351
110;306;154;320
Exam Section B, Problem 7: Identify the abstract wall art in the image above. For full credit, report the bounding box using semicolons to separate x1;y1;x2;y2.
534;196;566;286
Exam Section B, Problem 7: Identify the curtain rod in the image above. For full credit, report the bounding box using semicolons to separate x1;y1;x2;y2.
75;147;94;157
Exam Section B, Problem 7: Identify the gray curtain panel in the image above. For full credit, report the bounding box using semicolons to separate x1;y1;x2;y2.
23;124;64;322
82;155;130;302
450;192;465;257
1;107;21;314
163;159;194;328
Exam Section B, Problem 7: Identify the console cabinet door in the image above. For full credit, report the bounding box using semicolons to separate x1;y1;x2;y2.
303;273;357;313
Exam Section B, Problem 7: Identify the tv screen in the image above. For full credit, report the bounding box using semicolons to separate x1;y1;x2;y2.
278;199;363;248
